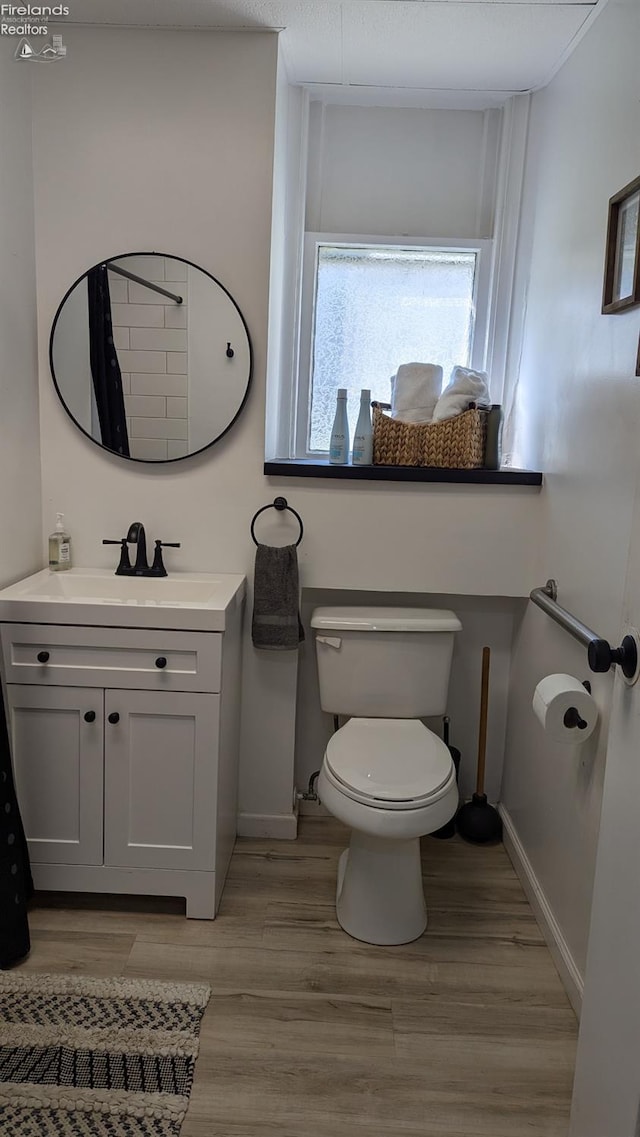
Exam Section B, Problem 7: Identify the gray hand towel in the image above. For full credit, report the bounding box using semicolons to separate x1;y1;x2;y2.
252;543;304;650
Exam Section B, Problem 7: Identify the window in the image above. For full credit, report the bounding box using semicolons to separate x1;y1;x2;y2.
295;235;493;458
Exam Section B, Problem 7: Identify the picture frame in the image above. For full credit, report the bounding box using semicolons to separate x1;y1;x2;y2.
602;174;640;314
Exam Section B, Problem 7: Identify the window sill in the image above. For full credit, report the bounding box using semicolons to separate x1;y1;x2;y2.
264;460;542;487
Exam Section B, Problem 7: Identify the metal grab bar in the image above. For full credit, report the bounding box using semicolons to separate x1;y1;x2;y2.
105;263;183;305
530;579;638;679
530;580;598;649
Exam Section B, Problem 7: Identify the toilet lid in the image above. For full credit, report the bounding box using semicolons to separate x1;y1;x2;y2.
325;719;453;803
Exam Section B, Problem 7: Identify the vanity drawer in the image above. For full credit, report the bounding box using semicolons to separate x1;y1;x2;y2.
0;624;222;693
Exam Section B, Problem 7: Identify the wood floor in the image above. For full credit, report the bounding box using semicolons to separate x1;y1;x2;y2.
23;817;577;1137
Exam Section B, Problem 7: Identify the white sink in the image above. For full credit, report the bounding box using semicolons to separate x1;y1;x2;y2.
0;568;246;631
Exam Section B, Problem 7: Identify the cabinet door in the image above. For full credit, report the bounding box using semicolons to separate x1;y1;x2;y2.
6;684;104;865
104;689;219;871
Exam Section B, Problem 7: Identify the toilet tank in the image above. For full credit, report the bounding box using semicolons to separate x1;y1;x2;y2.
311;607;462;718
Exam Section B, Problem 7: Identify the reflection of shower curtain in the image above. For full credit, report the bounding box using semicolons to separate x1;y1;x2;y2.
0;690;32;968
87;266;130;456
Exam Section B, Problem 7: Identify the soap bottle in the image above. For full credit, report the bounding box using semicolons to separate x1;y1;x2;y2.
329;388;349;464
49;513;72;572
352;388;373;465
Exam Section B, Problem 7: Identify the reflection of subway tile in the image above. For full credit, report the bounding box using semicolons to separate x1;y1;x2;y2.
167;440;189;459
113;327;129;350
112;256;165;280
129;437;168;461
131;417;188;440
166;397;187;418
127;280;183;305
125;395;166;418
164;258;187;282
130;327;187;352
107;277;128;303
130;373;187;397
118;350;167;373
164;305;187;329
167;352;187;374
112;304;164;328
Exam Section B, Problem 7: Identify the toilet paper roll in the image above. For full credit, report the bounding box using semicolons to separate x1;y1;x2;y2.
532;674;598;744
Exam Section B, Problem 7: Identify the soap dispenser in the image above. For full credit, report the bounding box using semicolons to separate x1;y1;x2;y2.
48;513;72;572
352;389;373;465
329;389;350;465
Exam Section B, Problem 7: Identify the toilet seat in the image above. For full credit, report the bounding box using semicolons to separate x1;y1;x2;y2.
325;718;453;810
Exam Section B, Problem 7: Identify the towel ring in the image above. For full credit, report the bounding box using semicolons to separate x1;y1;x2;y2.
250;497;304;547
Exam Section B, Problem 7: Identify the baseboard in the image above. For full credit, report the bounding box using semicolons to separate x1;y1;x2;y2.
499;804;583;1018
236;811;299;839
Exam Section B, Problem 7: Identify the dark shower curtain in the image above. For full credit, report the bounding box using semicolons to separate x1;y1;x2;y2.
0;690;32;968
87;265;130;456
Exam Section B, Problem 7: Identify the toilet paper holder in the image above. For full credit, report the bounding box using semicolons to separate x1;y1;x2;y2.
533;673;599;741
563;681;592;731
530;579;639;682
563;705;588;730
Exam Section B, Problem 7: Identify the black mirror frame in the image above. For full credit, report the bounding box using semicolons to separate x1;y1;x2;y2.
49;250;253;464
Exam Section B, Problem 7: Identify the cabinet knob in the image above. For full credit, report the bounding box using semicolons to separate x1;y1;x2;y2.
37;651;50;664
84;711;96;723
108;712;120;725
155;656;167;669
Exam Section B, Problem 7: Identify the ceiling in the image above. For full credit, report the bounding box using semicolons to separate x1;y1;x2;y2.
56;0;603;107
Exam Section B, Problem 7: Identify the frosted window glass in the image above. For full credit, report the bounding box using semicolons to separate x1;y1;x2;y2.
309;246;477;452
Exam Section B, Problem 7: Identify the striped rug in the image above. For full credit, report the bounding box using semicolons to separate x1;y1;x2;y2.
0;972;210;1136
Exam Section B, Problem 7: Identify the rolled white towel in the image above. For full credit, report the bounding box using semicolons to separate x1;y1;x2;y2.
431;366;489;423
393;408;437;424
391;363;443;423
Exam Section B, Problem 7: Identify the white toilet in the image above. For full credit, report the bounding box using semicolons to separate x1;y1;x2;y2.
312;606;462;946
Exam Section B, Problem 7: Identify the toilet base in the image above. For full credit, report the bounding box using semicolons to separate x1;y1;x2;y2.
336;832;427;946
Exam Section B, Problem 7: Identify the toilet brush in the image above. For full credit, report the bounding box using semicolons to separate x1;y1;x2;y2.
456;646;502;844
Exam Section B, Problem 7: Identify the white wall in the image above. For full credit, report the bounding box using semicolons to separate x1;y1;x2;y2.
306;103;502;237
30;26;297;830
0;41;42;588
501;0;640;989
31;26;543;834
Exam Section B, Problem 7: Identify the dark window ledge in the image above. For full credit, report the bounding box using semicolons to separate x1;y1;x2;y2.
264;459;542;487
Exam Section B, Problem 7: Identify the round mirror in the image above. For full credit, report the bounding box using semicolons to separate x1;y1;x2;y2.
49;252;252;462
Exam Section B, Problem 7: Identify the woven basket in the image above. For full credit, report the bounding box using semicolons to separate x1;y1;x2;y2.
372;404;487;469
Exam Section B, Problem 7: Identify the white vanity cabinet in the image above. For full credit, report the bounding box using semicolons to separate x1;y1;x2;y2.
0;579;245;919
103;688;219;875
7;683;104;867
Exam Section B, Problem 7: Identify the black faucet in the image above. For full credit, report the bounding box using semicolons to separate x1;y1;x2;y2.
102;523;180;577
126;521;148;574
